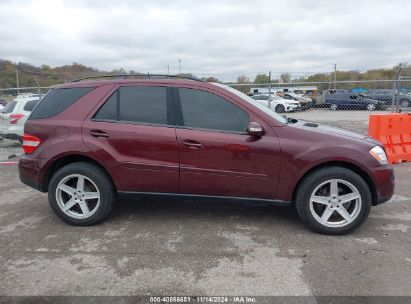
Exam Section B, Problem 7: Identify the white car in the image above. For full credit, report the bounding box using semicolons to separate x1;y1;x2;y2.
251;94;301;113
0;95;41;142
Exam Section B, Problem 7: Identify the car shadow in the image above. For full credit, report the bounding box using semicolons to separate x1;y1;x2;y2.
108;197;302;228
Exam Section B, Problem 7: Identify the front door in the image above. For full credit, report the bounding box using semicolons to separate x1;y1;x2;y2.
174;87;282;199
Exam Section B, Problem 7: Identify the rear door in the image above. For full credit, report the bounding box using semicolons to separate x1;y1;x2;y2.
82;84;179;193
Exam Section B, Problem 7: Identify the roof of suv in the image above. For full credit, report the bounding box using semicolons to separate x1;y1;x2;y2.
54;78;208;89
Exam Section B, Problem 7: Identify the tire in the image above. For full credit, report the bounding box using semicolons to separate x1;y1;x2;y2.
400;100;409;107
367;103;376;111
48;162;115;226
275;104;285;113
330;104;338;111
295;166;372;235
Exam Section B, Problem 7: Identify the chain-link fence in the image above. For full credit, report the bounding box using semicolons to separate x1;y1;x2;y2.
1;77;410;162
228;79;411;134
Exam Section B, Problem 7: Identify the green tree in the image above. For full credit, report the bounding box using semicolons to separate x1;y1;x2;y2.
254;74;269;84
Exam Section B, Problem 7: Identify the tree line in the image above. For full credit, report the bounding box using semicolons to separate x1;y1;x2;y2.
0;59;405;91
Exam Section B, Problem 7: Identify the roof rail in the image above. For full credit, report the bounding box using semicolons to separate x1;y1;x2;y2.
69;73;204;83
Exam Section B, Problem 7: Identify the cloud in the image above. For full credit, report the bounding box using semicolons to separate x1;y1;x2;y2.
0;0;410;80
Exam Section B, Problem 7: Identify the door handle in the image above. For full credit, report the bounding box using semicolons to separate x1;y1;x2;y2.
89;130;109;138
181;139;203;149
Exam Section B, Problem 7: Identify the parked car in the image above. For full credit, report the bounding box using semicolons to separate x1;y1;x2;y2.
324;92;385;111
19;76;394;235
0;95;41;141
280;92;314;110
251;94;300;113
366;89;411;107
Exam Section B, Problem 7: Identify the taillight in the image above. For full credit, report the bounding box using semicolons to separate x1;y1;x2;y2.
22;133;41;154
9;113;25;124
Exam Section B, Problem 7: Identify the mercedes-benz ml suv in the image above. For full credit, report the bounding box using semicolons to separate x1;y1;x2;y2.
19;76;394;235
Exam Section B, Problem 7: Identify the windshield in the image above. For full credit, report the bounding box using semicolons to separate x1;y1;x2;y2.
211;83;287;124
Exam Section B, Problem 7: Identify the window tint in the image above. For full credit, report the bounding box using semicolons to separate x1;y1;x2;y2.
93;91;118;121
179;88;249;132
29;87;93;119
23;99;39;112
2;100;17;114
119;86;167;125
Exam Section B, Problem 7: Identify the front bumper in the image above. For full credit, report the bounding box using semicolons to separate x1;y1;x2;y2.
370;165;395;205
286;105;301;112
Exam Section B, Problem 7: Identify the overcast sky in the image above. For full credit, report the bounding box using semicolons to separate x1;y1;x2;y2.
1;0;410;79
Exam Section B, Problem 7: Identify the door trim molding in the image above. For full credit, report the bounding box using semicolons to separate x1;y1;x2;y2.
117;191;291;206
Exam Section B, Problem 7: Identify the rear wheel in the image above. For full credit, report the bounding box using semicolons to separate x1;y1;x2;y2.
295;167;371;235
275;104;285;113
330;104;338;111
48;162;115;225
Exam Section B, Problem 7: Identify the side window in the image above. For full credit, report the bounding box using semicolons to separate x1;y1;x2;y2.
119;86;167;125
2;100;17;114
93;91;118;121
23;99;40;112
93;86;168;125
178;88;249;133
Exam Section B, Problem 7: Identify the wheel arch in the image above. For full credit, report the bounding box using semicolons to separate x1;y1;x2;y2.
292;161;377;205
42;154;118;194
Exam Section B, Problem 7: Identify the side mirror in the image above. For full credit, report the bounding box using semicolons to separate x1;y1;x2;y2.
248;122;264;137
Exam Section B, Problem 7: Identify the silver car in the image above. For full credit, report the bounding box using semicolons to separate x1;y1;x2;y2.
0;95;41;142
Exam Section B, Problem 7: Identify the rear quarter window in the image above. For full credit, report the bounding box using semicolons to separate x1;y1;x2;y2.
29;87;93;119
23;99;40;112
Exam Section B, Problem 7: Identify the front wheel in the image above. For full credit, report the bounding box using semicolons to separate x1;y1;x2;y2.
330;104;338;111
295;167;371;235
48;162;115;225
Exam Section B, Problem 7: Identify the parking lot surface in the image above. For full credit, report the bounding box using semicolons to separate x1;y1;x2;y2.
0;161;410;296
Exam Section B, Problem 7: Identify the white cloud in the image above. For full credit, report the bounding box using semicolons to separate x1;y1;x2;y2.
0;0;410;80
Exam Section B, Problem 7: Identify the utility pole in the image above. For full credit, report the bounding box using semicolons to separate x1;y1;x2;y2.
167;65;170;75
178;59;181;74
333;64;337;90
16;69;20;95
392;63;403;113
268;71;272;109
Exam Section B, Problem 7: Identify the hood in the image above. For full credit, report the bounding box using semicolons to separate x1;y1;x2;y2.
289;120;380;144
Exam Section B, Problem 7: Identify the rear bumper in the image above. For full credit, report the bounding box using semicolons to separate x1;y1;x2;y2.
370;165;395;206
19;155;49;192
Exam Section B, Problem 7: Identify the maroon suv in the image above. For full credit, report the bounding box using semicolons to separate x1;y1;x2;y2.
19;76;394;234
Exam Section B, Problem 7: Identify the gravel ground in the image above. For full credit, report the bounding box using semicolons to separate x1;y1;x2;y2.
0;163;410;297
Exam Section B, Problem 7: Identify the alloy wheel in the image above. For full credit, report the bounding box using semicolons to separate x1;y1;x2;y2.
367;103;376;111
55;174;101;219
309;179;362;228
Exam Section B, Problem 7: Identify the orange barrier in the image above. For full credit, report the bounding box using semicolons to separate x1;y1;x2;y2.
368;113;411;164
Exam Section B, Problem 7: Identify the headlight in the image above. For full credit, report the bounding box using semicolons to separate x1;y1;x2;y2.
369;146;388;165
